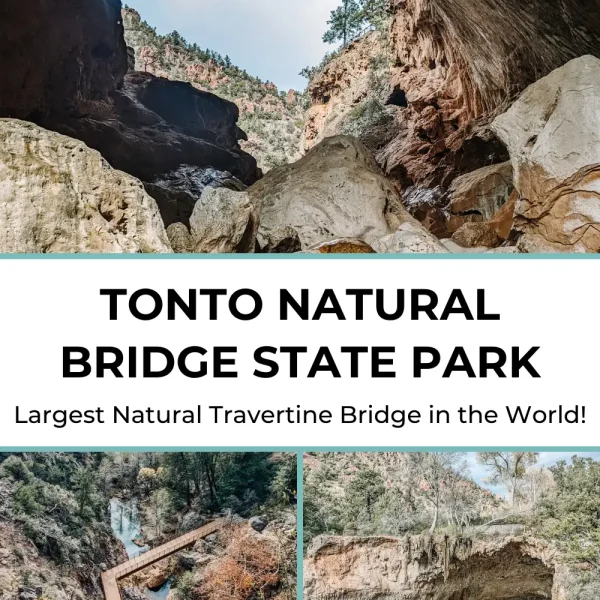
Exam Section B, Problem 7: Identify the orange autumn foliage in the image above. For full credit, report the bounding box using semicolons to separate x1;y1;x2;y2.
200;526;281;600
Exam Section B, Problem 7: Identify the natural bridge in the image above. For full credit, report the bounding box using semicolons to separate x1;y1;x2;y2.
101;518;226;600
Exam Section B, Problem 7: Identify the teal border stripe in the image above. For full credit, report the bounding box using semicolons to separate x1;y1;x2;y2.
0;253;600;260
297;452;304;600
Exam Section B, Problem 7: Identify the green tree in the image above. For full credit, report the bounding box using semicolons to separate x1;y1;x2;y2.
323;0;387;46
477;452;539;506
344;469;385;531
539;457;600;568
270;454;297;507
72;467;96;519
360;0;388;26
323;0;363;46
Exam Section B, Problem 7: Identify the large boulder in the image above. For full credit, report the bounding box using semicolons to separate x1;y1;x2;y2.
447;163;514;223
145;165;246;229
190;188;258;253
451;223;502;249
0;120;171;253
248;136;422;252
372;223;448;254
44;72;259;190
249;516;269;533
492;55;600;253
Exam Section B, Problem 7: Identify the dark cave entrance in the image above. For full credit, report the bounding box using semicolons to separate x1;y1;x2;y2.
421;543;554;600
386;86;408;108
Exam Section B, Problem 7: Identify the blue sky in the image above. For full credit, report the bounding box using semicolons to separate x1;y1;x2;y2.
467;452;600;496
124;0;340;91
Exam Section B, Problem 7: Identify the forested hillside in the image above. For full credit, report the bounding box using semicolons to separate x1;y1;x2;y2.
122;7;307;172
304;452;500;544
0;452;296;600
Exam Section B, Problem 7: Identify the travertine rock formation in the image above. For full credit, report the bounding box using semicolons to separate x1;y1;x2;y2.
446;163;514;225
404;162;515;240
0;120;171;253
248;136;434;252
372;223;448;254
190;188;258;254
43;71;258;192
305;535;563;600
144;165;246;229
304;0;600;192
492;55;600;253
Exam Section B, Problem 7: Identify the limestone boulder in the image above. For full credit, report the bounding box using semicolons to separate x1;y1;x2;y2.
451;223;502;249
190;188;258;253
371;223;448;254
139;561;170;590
145;165;246;229
0;120;171;253
447;162;514;222
492;55;600;253
166;223;193;254
248;136;417;252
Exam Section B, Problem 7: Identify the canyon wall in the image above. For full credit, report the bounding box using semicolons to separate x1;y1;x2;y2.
304;534;568;600
0;0;127;120
0;0;259;250
305;0;600;191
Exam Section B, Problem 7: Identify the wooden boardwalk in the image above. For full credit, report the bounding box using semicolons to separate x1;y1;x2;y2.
101;518;226;600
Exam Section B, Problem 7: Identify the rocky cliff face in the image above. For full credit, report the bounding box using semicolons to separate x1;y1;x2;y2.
304;534;568;600
166;136;446;254
0;0;259;250
122;7;307;172
0;0;127;120
492;55;600;253
303;0;600;247
1;0;600;254
305;0;600;189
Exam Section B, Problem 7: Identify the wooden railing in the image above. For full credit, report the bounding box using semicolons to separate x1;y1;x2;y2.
101;518;226;600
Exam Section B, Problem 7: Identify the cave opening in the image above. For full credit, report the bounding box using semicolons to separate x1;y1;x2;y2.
422;543;554;600
386;87;408;108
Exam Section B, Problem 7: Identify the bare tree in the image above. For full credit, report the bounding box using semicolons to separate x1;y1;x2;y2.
477;452;539;506
410;453;466;534
145;488;172;538
521;466;554;509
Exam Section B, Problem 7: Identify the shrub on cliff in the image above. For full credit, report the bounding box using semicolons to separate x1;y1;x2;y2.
538;457;600;568
199;526;288;600
0;454;110;565
341;98;397;150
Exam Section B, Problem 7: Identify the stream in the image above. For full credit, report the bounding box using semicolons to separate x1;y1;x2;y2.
110;498;172;600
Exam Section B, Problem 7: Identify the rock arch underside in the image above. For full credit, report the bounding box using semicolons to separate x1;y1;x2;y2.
304;536;561;600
